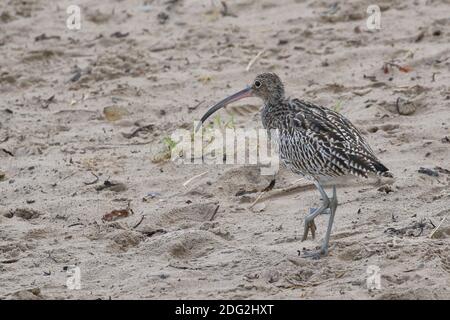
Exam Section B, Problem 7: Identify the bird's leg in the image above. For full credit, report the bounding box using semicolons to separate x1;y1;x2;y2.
301;181;330;241
307;181;331;214
319;185;338;255
302;203;327;241
301;183;338;259
309;207;331;215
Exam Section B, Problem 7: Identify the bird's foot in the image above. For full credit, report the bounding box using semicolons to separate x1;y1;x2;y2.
298;249;327;260
309;207;331;215
301;219;316;241
299;246;328;260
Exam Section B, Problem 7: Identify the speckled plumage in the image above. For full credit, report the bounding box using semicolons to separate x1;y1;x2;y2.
256;73;390;182
262;97;389;181
197;72;391;257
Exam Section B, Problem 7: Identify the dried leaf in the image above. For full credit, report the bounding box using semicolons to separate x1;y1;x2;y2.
102;209;132;222
398;65;412;73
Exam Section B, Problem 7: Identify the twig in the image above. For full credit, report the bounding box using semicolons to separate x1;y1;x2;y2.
1;258;20;264
83;172;99;185
0;135;9;143
250;179;308;208
395;97;402;115
41;95;55;109
149;44;176;52
209;205;220;221
168;263;200;270
428;219;436;229
270;182;314;195
248;179;276;209
220;1;237;17
122;124;154;139
248;191;266;209
140;228;166;237
220;1;228;16
182;171;208;187
262;179;276;192
67;222;84;228
62;172;77;181
246;49;265;72
188;100;205;111
429;215;448;239
133;215;145;229
1;148;14;156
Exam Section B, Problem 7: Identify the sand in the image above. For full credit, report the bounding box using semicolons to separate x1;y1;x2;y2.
0;0;449;300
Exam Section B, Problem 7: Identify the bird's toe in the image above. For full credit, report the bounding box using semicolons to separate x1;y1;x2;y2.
300;248;324;260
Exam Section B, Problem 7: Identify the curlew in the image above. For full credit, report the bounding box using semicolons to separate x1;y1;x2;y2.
196;73;391;258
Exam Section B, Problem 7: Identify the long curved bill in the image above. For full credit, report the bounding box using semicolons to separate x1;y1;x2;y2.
195;86;253;132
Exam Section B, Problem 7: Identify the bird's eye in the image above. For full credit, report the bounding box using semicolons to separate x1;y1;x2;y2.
254;80;261;88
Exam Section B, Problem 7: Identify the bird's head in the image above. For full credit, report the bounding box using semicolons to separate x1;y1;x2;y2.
196;72;285;131
251;72;285;103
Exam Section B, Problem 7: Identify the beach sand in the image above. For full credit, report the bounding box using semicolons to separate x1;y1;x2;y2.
0;0;449;299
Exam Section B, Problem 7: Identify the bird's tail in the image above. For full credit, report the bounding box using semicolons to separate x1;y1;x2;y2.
373;161;394;178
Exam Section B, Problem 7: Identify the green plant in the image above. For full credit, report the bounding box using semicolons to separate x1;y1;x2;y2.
163;136;178;151
209;114;235;130
333;100;342;113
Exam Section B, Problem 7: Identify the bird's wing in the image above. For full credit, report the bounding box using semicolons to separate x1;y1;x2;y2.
283;99;388;177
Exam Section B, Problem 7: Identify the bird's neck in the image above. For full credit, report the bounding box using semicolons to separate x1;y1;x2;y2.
266;92;284;106
261;98;288;129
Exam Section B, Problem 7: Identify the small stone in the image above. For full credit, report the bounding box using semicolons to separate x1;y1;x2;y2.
377;185;393;194
396;97;416;115
432;30;441;36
